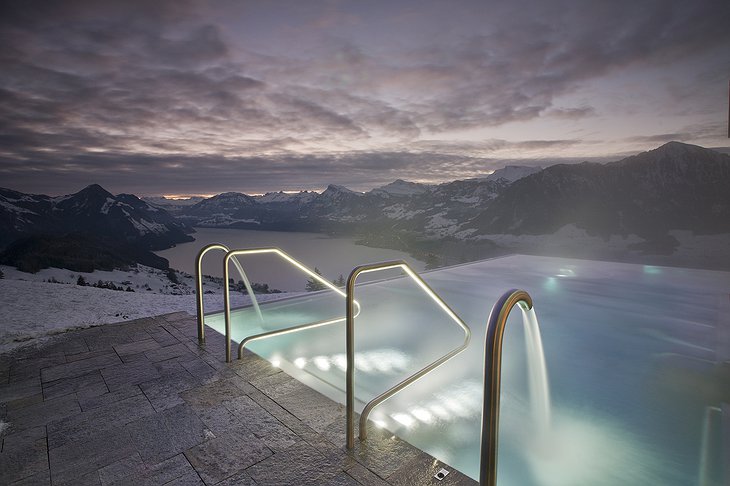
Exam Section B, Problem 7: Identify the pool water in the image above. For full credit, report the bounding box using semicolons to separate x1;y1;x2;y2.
203;255;729;485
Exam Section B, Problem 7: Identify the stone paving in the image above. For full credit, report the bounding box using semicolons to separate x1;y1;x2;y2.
0;312;477;485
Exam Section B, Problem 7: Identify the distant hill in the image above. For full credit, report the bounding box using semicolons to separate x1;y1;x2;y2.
466;142;730;239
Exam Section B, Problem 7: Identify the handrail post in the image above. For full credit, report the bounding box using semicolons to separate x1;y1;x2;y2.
346;261;471;449
346;266;358;449
480;289;533;486
195;243;229;344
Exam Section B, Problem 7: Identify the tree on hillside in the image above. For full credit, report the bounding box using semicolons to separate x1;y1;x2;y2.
305;268;327;292
424;253;440;270
0;268;4;279
333;274;345;287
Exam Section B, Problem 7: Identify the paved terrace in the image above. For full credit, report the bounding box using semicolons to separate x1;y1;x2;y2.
0;312;477;486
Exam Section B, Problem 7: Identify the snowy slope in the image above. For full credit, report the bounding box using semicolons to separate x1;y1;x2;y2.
0;265;296;354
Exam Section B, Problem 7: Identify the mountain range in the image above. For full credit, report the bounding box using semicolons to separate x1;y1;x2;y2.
1;142;728;271
0;184;193;272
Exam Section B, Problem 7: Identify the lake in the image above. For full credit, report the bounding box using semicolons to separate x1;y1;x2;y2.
156;227;426;291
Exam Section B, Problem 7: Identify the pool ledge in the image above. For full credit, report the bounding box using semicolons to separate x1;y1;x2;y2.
0;312;477;485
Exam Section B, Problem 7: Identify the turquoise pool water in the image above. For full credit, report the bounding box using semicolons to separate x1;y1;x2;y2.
204;255;729;485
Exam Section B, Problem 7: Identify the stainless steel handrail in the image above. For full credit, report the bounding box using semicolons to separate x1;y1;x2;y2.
237;316;346;359
480;289;533;486
345;260;472;449
224;247;359;363
195;243;262;344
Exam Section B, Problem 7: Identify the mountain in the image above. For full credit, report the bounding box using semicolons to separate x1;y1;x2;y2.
0;184;193;251
466;142;730;241
255;191;317;205
369;179;429;197
484;165;542;184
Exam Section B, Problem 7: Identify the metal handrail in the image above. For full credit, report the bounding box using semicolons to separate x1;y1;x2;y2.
480;289;534;486
195;243;262;344
238;316;346;359
224;247;360;363
345;260;472;449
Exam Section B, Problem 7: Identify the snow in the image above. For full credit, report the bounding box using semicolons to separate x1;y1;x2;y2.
0;199;36;214
100;197;116;214
383;204;424;220
256;191;316;204
485;165;542;183
197;215;260;226
0;265;296;354
130;217;168;235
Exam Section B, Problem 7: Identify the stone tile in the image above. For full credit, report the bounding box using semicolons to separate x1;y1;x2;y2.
6;394;80;431
0;427;48;484
192;405;249;437
78;384;143;411
10;469;52;485
47;393;154;449
144;344;195;363
42;370;107;401
184;430;271;485
213;469;256;486
231;350;281;381
5;392;44;412
101;360;162;391
65;349;115;363
178;358;217;383
84;332;133;352
326;472;363;486
140;371;199;412
154;359;186;377
350;428;421;480
41;352;121;383
180;379;246;410
0;379;42;405
345;463;389;486
163;471;205;485
246;440;342;486
274;384;346;434
98;452;195;486
224;395;298;452
387;451;477;486
49;427;135;486
250;371;309;401
125;404;208;463
113;339;161;358
148;328;180;347
9;354;66;383
42;338;89;358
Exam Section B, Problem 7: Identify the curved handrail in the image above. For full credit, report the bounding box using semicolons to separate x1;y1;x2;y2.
480;289;533;486
345;260;472;449
224;247;360;363
195;243;262;344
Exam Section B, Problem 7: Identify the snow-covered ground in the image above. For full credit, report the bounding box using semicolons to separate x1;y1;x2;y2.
0;264;295;354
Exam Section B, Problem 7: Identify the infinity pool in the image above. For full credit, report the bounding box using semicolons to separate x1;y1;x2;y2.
204;255;729;485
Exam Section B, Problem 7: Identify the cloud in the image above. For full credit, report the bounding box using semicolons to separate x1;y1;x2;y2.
0;0;728;195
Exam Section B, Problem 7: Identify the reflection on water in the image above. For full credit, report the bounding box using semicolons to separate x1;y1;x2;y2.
204;255;729;485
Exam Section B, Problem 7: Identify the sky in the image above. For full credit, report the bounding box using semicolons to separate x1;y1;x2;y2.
0;0;728;196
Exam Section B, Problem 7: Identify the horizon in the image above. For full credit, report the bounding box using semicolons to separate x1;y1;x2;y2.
1;0;728;196
2;140;729;198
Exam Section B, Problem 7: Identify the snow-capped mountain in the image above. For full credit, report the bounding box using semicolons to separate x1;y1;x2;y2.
255;191;317;205
0;184;193;250
484;165;542;184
